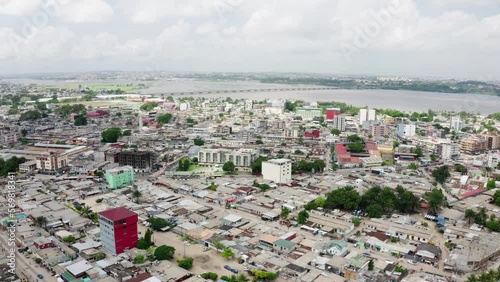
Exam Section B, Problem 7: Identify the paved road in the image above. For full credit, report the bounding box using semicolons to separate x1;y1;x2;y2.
0;234;54;282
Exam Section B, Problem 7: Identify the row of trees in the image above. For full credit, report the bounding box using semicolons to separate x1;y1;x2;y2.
297;185;445;218
465;208;500;232
466;267;500;282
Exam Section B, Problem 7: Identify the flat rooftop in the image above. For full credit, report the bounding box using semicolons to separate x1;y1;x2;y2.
98;207;137;221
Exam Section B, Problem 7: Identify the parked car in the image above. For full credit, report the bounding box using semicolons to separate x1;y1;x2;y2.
385;259;395;264
224;265;238;274
408;260;417;265
37;274;44;279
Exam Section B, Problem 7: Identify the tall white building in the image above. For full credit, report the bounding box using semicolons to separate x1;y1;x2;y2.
487;154;499;168
396;124;416;137
332;116;346;131
245;100;253;111
359;109;376;124
450;117;465;132
262;159;292;184
438;143;460;160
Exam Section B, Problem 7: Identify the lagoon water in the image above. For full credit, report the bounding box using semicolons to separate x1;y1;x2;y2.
9;78;500;114
142;80;500;114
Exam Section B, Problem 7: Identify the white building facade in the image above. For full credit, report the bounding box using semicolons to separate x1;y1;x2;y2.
396;124;416;137
262;159;292;184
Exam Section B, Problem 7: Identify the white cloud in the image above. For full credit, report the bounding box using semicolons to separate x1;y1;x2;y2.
1;0;500;78
55;0;114;23
0;0;42;16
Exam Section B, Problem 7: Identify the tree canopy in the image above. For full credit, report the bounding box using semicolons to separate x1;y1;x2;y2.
223;161;236;174
432;165;450;184
154;245;175;260
101;127;122;143
157;113;173;124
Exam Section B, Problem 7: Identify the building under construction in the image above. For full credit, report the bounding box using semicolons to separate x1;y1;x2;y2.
113;150;156;172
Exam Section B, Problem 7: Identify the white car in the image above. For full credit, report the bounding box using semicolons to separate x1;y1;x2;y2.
385;259;395;264
408;260;417;265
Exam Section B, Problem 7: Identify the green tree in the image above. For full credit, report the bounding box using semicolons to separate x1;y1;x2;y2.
297;210;309;224
366;204;384;218
95;253;106;260
221;248;234;260
223;161;236;174
392;141;399;149
325;186;361;211
280;207;290;219
148;217;171;231
251;270;278;281
493;190;500;206
144;228;154;246
486;180;496;189
352;217;362;226
154;245;175;260
256;139;264;145
177;257;193;270
35;215;47;228
407;163;418;170
140;102;157;111
123;130;132;136
348;142;364;153
211;237;225;251
157;113;173;124
331;128;341;135
368;259;375;271
63;236;76;243
465;209;477;225
432;165;450;184
251;156;266;174
132;189;142;203
201;272;218;280
74;115;87;126
134;255;145;264
412;147;424;158
101;127;122;143
427;189;445;215
19;110;43;121
194;138;205;146
347;134;363;143
136;238;150;249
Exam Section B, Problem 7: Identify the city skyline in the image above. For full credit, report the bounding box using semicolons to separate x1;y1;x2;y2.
1;0;500;79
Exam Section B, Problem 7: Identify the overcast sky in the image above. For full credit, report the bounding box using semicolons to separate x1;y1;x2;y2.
1;0;499;79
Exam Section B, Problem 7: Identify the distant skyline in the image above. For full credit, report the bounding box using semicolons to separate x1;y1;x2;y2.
1;0;500;80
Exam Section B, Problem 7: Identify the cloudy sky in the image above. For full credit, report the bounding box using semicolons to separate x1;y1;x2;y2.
1;0;499;79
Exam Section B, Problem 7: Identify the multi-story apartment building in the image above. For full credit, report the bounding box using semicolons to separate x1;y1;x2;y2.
326;108;341;120
450;116;465;132
1;132;19;145
487;154;499;169
436;143;460;160
332;116;346;132
105;166;134;189
483;133;500;150
460;137;487;154
396;124;416;137
198;148;258;171
359;109;376;124
98;207;138;255
245;99;253;111
262;159;292;184
296;107;322;120
369;125;388;138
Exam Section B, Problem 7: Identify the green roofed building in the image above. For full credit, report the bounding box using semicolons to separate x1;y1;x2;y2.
105;166;134;189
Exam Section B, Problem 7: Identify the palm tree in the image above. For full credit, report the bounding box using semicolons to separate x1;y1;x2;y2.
465;274;477;282
80;205;93;219
132;189;142;204
465;209;477;226
236;274;249;282
35;216;47;229
483;166;492;178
